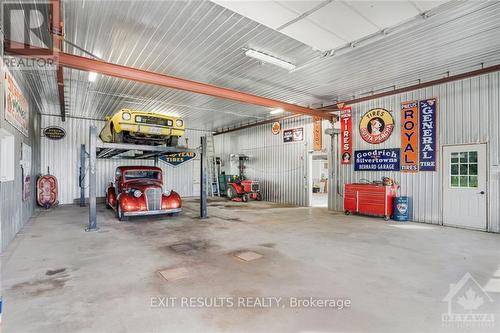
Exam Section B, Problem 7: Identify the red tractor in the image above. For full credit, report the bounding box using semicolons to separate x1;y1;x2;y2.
225;155;262;202
226;179;262;202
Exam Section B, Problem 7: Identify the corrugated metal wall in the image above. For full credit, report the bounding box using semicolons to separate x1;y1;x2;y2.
40;116;206;205
214;117;333;206
330;72;500;233
1;71;42;251
215;72;500;233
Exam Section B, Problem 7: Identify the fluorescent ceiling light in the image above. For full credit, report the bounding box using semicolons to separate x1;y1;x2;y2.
245;49;296;71
88;72;97;82
270;108;284;115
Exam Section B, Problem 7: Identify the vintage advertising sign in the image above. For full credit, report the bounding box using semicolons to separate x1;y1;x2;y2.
340;106;353;164
313;117;322;151
271;121;281;135
419;98;437;171
354;148;401;171
4;66;29;136
283;127;304;143
43;126;66;140
401;101;419;172
159;152;196;167
359;108;394;144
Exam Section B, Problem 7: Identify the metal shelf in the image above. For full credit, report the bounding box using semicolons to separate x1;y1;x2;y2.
96;141;190;159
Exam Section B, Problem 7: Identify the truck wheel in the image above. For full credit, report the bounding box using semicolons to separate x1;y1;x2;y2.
168;136;179;147
256;192;262;201
112;128;124;143
117;202;128;222
227;186;237;199
242;194;249;202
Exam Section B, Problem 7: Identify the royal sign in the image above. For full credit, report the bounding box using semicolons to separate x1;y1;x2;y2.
271;121;281;135
159;152;196;167
419;98;437;171
354;148;401;171
313;117;322;151
359;108;394;144
340;106;353;164
401;101;419;172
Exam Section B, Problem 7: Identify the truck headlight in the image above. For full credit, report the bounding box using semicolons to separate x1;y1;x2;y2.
164;190;171;196
133;190;142;198
122;112;131;120
136;116;142;122
175;119;183;127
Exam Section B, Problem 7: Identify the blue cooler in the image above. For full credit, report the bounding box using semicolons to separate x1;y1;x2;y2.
393;196;410;221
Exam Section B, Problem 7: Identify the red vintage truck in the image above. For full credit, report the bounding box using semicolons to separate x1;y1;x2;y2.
106;166;182;221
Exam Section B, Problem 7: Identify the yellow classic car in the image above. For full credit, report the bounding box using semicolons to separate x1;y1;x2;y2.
99;109;185;146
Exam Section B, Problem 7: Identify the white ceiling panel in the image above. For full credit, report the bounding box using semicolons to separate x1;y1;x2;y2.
211;0;297;29
308;1;379;41
412;1;448;12
346;1;420;29
280;18;346;51
276;0;324;16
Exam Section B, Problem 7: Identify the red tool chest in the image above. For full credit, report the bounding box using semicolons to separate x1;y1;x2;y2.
344;183;398;220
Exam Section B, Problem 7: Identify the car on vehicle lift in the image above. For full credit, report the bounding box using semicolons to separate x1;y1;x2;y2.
99;108;185;146
106;166;182;221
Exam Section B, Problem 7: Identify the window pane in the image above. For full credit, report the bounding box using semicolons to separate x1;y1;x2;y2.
460;164;468;175
469;151;478;163
451;153;459;163
459;176;468;187
459;152;468;163
469;163;478;176
451;164;459;175
469;176;478;188
451;176;459;187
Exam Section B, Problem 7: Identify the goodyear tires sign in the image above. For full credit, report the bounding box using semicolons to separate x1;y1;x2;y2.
354;149;400;171
159;152;196;167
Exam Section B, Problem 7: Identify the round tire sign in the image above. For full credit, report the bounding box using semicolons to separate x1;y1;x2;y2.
271;121;281;135
359;108;394;144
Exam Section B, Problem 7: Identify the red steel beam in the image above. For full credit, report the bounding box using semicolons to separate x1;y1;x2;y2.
320;63;500;111
56;52;332;120
5;40;332;120
51;0;66;121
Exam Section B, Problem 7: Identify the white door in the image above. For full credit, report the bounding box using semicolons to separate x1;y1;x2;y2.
443;144;487;230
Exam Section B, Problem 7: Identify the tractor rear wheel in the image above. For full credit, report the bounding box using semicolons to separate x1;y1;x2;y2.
255;192;262;201
227;186;237;199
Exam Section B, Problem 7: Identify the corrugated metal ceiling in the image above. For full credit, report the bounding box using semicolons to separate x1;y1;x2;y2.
21;0;500;131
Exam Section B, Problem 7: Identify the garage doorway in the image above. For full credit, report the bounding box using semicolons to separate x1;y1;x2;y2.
443;143;487;230
309;153;329;207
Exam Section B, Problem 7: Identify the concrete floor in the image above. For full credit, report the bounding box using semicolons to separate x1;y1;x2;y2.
311;192;328;207
2;198;500;333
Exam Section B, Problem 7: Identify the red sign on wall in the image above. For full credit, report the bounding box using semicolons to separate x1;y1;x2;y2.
340;106;353;164
401;101;419;172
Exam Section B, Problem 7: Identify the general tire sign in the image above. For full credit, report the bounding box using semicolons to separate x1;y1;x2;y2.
419;98;437;171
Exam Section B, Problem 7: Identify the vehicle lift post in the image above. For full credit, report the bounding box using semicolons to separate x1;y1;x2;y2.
87;126;98;231
200;136;208;219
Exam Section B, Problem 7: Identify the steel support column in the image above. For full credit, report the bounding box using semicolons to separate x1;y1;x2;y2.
79;144;86;207
87;126;97;231
200;136;208;219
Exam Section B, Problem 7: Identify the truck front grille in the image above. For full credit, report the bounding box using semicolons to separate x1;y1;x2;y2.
145;188;162;210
